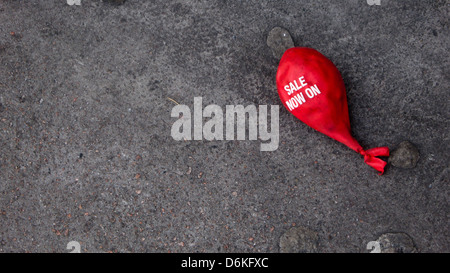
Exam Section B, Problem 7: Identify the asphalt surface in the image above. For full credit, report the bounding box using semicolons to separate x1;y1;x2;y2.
0;0;448;253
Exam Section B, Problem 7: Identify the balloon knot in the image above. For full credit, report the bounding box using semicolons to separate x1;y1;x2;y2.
358;147;390;175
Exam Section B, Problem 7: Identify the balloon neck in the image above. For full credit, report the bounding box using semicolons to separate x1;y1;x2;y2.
358;147;390;175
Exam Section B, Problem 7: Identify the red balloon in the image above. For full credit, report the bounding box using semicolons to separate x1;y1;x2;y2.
277;47;389;174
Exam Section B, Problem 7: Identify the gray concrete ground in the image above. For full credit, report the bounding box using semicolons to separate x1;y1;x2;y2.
0;0;448;253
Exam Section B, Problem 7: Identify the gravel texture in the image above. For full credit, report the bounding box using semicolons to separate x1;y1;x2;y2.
0;0;448;253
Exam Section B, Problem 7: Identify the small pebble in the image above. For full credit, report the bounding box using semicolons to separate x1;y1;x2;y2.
267;27;295;60
376;232;418;253
389;141;420;169
18;95;26;103
279;226;318;253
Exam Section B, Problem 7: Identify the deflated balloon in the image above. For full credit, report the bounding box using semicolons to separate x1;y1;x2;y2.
277;47;389;174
